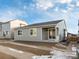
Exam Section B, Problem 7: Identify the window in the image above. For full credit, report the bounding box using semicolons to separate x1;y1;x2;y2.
6;31;9;35
3;32;6;37
63;29;66;37
30;28;37;37
3;31;9;37
18;30;22;35
49;28;56;39
30;29;33;35
57;27;59;36
78;31;79;33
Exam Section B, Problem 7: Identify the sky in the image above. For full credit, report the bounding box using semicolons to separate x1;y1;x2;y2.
0;0;78;34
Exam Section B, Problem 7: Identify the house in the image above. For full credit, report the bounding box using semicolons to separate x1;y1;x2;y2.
67;33;77;42
0;22;3;30
0;22;3;38
0;19;28;39
14;20;67;42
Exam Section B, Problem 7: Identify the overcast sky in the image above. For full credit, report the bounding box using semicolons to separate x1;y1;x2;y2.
0;0;78;34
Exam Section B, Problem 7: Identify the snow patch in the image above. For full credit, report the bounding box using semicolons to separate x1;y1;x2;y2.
8;48;24;53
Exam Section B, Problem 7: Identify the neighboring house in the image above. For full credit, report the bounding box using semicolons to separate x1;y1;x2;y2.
0;19;28;39
0;22;2;30
67;33;77;42
14;20;67;42
0;22;3;38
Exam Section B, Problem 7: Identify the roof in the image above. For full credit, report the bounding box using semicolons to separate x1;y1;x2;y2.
15;20;63;29
0;19;18;24
2;19;27;24
4;19;22;23
0;22;3;24
67;33;77;36
28;20;63;27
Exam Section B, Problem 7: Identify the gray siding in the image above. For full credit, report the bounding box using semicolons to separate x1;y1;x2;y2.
1;22;11;38
0;24;2;38
14;28;42;42
56;20;67;41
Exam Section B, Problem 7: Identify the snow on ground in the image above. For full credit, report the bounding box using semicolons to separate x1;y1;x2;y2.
32;49;76;59
32;55;72;59
8;48;24;54
50;48;77;57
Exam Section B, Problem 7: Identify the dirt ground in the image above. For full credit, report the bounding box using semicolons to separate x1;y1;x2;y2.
0;52;16;59
15;41;67;49
0;43;50;55
0;40;77;59
0;40;67;55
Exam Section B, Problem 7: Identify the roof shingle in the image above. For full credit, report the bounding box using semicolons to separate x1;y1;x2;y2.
28;20;63;26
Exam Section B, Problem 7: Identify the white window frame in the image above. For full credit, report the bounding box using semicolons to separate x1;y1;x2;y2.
18;30;22;35
29;28;37;37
